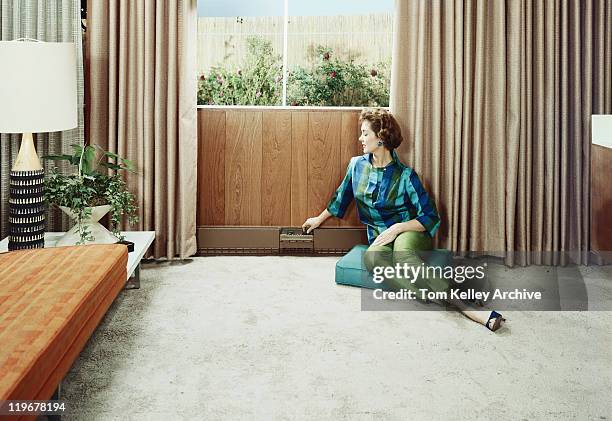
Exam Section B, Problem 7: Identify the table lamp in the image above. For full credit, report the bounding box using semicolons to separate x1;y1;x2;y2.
0;40;78;251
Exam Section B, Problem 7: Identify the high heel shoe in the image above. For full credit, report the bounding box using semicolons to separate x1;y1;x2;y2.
485;310;506;332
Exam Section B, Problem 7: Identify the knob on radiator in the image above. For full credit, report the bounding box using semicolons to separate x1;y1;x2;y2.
279;227;314;255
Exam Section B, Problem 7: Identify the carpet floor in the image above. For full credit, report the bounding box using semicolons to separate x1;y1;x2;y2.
61;256;612;420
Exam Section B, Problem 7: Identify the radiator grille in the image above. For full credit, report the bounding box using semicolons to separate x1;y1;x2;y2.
197;226;367;256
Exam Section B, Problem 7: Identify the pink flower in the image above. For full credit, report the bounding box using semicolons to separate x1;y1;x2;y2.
255;91;262;98
329;71;337;78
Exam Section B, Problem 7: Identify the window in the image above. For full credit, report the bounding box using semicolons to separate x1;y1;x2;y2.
197;0;393;107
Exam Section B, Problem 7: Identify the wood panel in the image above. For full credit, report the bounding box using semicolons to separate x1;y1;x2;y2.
262;112;292;225
591;144;612;259
307;112;342;227
340;112;362;227
291;112;309;226
197;108;363;229
225;111;263;225
197;110;226;225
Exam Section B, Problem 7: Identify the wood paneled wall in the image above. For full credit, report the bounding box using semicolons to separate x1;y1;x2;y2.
591;144;612;262
197;108;363;227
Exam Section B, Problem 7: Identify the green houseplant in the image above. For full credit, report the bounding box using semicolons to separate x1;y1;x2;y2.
44;144;138;245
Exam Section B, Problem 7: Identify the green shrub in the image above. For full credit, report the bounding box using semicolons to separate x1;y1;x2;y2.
287;46;390;107
197;39;390;107
198;37;283;106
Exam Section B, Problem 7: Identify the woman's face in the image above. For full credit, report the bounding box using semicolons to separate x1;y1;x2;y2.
359;120;382;154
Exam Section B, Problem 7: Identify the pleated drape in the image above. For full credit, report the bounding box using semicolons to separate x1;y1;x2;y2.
391;0;612;265
0;0;84;238
88;0;198;259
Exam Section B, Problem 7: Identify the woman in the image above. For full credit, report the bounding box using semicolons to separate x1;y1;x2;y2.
302;109;505;332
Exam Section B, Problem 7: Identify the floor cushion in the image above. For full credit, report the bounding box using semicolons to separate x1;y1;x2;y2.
335;244;452;290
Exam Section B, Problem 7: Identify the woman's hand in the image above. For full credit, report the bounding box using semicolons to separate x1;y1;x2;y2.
372;224;404;246
302;216;322;234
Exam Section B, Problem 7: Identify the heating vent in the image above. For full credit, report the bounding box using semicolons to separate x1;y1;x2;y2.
314;248;352;256
314;228;368;251
198;247;279;256
197;226;367;256
280;227;313;255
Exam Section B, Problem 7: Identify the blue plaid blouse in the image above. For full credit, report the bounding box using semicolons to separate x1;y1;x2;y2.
327;151;440;244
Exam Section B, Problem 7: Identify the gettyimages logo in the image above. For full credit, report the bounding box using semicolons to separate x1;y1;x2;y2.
371;262;486;284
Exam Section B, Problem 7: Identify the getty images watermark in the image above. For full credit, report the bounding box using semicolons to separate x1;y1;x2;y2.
360;251;609;311
371;262;541;302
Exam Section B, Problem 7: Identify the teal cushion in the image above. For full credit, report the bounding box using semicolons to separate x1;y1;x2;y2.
335;245;383;290
335;245;452;290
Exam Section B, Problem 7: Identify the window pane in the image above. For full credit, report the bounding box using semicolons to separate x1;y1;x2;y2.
197;0;284;105
287;0;394;107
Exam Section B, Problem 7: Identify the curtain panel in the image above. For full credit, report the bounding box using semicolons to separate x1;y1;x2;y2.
88;0;198;259
391;0;612;265
0;0;85;238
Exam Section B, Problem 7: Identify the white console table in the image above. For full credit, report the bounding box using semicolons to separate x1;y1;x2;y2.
0;231;155;289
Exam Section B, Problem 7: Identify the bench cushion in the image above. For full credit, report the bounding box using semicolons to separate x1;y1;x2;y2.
335;244;452;290
0;245;127;402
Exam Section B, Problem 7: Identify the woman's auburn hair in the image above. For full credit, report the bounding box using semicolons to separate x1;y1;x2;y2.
359;108;403;150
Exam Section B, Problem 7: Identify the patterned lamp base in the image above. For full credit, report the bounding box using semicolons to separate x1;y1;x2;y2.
8;169;45;250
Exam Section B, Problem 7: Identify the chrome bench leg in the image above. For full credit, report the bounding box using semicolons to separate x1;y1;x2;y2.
125;265;140;290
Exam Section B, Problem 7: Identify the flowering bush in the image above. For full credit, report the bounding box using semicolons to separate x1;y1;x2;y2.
198;37;283;105
197;39;390;107
287;46;390;107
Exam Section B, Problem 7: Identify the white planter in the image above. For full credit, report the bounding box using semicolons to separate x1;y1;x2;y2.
56;205;118;246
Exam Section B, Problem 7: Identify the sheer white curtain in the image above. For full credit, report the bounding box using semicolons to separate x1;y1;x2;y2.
0;0;85;238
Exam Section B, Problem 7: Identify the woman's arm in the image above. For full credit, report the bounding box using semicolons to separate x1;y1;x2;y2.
302;209;332;234
302;158;355;233
371;219;425;246
404;169;440;236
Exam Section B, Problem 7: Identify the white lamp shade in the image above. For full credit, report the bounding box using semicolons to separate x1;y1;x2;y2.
592;115;612;150
0;41;78;133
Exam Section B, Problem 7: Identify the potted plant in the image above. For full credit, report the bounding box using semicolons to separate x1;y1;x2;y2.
43;144;138;245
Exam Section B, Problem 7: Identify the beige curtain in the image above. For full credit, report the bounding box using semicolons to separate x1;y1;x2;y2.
88;0;198;259
391;0;612;265
0;0;84;238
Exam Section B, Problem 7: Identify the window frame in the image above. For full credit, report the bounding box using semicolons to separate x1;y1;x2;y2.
197;0;393;108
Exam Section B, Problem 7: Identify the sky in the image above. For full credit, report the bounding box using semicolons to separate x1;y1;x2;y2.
198;0;394;17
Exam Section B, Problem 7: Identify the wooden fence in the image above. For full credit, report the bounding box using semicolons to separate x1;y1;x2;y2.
197;14;393;75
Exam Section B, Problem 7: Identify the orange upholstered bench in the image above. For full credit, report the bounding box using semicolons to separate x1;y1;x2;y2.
0;244;127;417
